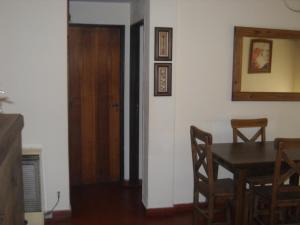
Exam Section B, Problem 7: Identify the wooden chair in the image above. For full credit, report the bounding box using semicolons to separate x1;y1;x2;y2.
190;126;234;225
231;118;272;224
231;118;272;184
252;138;300;225
231;118;268;143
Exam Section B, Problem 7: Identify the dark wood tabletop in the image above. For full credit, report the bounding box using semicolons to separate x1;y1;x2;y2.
212;141;275;170
212;141;300;170
211;141;300;225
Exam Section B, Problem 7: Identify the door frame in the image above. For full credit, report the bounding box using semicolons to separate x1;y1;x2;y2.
129;20;144;185
67;23;126;184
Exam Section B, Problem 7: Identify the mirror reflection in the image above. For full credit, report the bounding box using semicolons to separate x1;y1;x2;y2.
241;37;300;92
232;26;300;101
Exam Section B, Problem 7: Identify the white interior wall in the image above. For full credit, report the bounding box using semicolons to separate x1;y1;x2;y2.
69;1;131;180
131;0;145;24
174;0;300;205
143;0;177;209
0;0;69;211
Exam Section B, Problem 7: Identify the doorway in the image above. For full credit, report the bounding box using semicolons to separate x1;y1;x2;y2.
68;25;124;187
130;20;144;185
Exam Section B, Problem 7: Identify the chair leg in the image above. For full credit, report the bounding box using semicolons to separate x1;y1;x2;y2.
251;195;259;225
270;206;276;225
225;200;232;225
192;208;198;225
193;185;198;203
248;189;256;225
280;208;288;224
243;191;251;225
207;198;214;225
297;207;300;221
193;187;199;225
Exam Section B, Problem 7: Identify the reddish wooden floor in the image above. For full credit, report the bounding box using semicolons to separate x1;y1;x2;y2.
46;183;198;225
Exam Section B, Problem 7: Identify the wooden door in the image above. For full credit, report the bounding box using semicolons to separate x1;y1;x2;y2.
68;25;121;186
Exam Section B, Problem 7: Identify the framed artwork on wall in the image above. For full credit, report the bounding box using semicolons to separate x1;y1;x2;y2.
248;39;273;73
154;63;172;96
154;27;173;61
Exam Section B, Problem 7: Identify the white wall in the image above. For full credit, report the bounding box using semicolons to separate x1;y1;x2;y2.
69;1;131;180
174;0;300;205
131;0;145;24
0;0;69;211
143;0;177;209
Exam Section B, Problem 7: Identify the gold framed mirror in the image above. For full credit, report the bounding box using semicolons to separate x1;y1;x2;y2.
232;26;300;101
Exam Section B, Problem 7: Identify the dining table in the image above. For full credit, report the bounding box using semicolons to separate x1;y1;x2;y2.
212;141;300;225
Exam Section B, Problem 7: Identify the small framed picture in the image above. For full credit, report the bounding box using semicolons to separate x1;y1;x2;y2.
154;27;173;61
248;39;273;73
154;63;172;96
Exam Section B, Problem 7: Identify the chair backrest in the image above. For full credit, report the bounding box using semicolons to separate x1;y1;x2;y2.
190;126;214;194
272;138;300;201
231;118;268;143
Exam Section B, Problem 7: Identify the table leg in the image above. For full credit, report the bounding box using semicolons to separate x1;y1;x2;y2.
289;174;299;186
234;170;247;225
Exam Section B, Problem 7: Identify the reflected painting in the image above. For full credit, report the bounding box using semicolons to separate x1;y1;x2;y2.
248;39;272;74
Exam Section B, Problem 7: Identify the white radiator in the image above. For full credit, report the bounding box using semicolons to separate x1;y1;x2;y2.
22;147;44;225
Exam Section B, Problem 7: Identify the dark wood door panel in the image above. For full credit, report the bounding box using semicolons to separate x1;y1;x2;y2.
68;26;121;186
